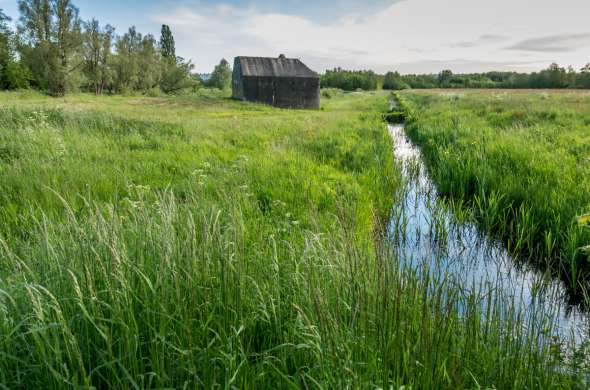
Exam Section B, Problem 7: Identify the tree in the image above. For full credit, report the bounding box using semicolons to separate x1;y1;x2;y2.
576;63;590;89
320;68;379;91
0;8;31;89
159;24;175;61
160;56;196;93
0;9;13;83
207;58;231;89
158;24;198;94
18;0;83;95
383;71;409;90
438;69;454;87
566;65;577;88
111;27;162;93
137;33;162;91
4;61;32;88
544;63;568;88
82;19;114;95
111;26;141;93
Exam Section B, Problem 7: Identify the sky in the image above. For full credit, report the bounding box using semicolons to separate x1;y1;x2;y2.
1;0;589;74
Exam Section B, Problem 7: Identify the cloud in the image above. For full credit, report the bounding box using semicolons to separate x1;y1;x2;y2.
186;0;407;22
153;0;590;73
508;33;590;52
153;3;405;72
450;34;508;48
390;59;546;74
154;6;274;57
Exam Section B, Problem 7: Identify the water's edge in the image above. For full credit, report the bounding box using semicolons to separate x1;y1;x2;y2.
387;123;588;346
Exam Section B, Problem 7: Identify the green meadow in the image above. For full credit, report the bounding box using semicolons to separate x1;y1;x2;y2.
0;90;587;388
399;90;590;297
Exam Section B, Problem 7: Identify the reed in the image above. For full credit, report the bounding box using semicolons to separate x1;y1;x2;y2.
398;90;590;297
0;90;586;388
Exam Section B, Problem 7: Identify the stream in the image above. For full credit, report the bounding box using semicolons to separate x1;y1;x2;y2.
387;123;589;347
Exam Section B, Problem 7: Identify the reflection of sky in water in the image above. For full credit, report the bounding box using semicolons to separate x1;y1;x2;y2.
387;124;589;346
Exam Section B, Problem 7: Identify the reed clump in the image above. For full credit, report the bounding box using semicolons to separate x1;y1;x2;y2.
398;90;590;299
0;91;586;388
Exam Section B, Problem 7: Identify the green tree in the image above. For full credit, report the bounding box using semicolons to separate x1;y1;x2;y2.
438;69;454;87
137;33;162;91
83;19;114;95
0;8;31;89
383;71;409;90
4;61;33;88
159;24;175;61
111;26;141;93
18;0;82;95
207;58;231;89
158;24;197;94
111;27;161;93
0;9;13;86
112;27;168;94
546;63;568;88
321;68;379;91
160;56;196;93
576;63;590;88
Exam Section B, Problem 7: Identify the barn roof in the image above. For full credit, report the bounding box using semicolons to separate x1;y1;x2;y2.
236;56;319;78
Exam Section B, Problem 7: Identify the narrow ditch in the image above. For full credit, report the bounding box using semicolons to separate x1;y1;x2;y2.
387;122;589;348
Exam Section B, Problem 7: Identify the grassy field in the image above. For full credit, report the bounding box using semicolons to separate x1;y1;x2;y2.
399;89;590;299
0;90;587;388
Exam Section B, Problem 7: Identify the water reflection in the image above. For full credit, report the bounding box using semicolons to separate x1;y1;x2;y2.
387;124;589;346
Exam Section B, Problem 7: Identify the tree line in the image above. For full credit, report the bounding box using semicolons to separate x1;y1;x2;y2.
4;2;588;96
321;68;379;91
0;1;233;96
322;63;590;91
384;63;590;90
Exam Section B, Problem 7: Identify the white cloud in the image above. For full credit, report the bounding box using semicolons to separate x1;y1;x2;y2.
508;33;590;52
153;0;590;74
450;35;509;49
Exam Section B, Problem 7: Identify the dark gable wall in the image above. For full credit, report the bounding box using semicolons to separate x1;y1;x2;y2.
232;56;321;109
232;59;244;100
240;76;320;109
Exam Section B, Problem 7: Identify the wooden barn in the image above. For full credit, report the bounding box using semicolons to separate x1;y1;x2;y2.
232;55;320;109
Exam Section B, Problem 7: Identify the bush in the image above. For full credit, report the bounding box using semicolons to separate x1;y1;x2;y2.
383;72;410;90
3;62;32;89
321;68;378;91
321;88;344;99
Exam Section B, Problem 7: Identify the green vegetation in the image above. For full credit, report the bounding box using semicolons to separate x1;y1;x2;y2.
320;63;590;93
384;64;590;90
321;68;379;91
399;90;590;295
0;90;588;388
0;8;30;89
3;1;590;97
0;0;588;387
383;71;410;91
0;1;197;96
206;58;232;90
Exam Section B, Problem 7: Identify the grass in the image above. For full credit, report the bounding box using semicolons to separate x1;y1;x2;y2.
398;89;590;299
0;89;587;388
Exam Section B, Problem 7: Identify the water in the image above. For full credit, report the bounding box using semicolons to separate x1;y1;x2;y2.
387;123;589;347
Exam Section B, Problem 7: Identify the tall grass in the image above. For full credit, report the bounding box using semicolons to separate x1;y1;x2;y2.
398;90;590;298
2;190;585;388
0;91;586;388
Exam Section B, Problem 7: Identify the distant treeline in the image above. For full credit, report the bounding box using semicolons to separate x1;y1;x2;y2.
321;68;379;91
0;1;232;96
322;63;590;91
3;2;588;96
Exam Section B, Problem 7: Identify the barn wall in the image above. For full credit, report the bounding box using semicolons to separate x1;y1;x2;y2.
241;76;320;109
232;59;245;100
